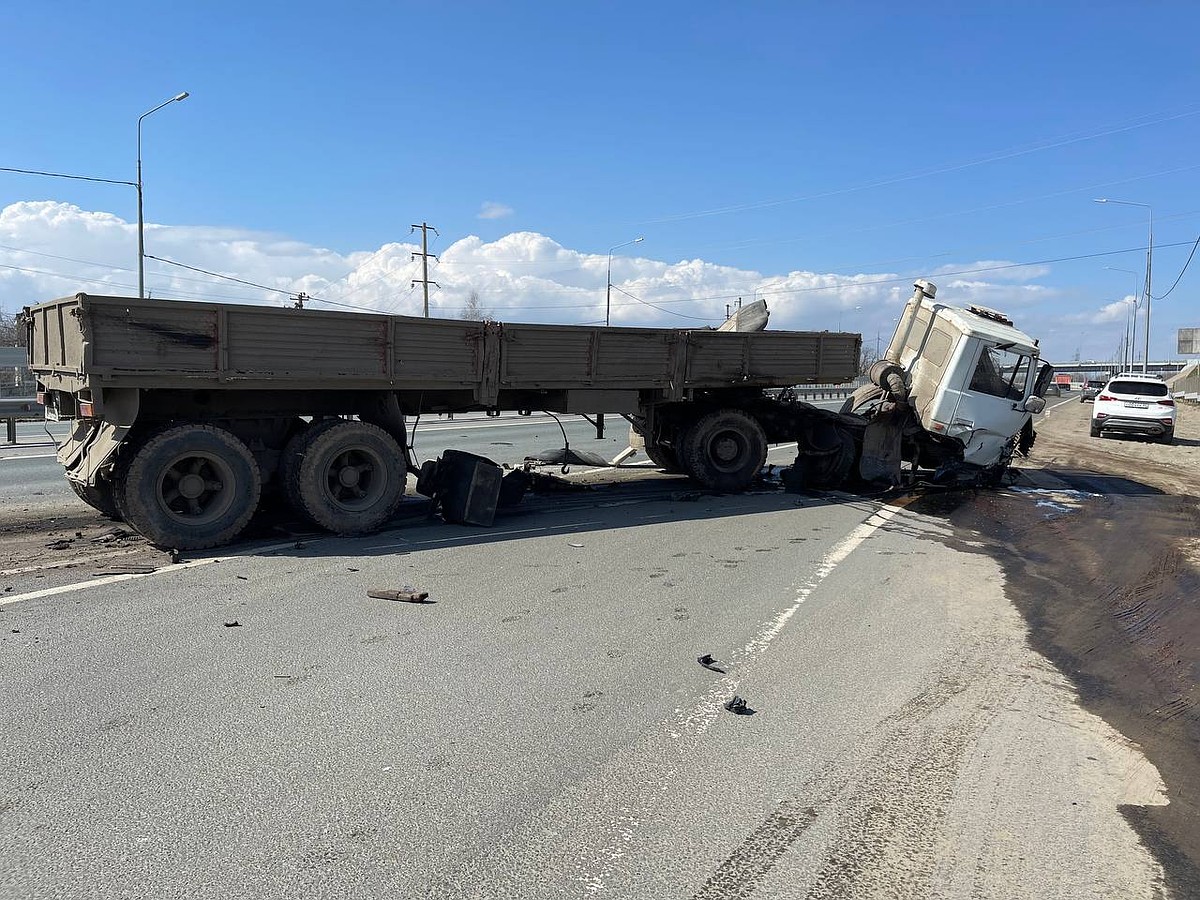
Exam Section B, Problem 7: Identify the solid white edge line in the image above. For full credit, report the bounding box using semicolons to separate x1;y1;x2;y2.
0;539;305;608
672;501;907;741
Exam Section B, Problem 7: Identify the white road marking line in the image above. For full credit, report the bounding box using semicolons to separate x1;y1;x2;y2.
673;500;907;743
0;539;306;607
0;453;58;461
584;500;909;894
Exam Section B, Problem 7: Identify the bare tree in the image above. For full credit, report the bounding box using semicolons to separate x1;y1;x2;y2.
460;290;491;321
0;310;28;347
858;342;880;376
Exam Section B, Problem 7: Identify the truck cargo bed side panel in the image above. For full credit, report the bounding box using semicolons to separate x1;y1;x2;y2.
499;325;673;388
394;318;486;385
226;307;386;377
89;299;217;373
684;332;860;386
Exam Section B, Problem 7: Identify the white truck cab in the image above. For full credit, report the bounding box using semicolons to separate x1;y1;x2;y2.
851;280;1050;484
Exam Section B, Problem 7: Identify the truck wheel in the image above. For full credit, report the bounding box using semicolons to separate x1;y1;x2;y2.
794;421;857;489
68;478;120;519
840;384;885;417
120;424;262;550
628;421;681;473
278;419;340;516
644;442;681;472
679;409;767;491
295;421;406;534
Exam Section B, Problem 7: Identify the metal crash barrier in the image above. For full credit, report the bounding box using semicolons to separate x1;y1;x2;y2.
1;397;40;444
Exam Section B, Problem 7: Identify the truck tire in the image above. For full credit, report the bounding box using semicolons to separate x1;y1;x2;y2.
678;409;767;491
794;421;857;489
120;424;262;550
68;478;120;520
278;419;341;516
294;420;406;534
840;384;885;416
628;421;682;473
643;442;681;472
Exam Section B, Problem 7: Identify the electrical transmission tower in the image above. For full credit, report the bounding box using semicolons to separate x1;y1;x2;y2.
410;222;440;317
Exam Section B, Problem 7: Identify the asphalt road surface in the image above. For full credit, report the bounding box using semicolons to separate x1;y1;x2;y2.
0;406;1179;899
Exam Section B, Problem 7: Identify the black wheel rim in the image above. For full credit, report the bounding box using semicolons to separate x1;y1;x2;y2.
321;445;388;511
706;429;750;474
156;452;237;526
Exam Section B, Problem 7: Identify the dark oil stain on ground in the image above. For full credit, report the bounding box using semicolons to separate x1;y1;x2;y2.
909;475;1200;897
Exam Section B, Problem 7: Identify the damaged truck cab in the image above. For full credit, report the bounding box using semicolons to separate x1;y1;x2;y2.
848;280;1050;485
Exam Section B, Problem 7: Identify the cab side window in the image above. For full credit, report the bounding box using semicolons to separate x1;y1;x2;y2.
969;346;1030;401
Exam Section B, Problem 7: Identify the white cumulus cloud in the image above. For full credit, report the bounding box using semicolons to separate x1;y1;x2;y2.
0;201;1072;355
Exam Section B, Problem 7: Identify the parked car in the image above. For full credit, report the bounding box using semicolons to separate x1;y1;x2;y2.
1079;379;1106;401
1090;374;1176;443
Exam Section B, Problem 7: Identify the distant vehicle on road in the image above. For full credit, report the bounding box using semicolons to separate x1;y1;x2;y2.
1079;379;1106;402
1090;374;1176;443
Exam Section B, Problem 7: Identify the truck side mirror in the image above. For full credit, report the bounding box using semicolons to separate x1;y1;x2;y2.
1022;396;1046;414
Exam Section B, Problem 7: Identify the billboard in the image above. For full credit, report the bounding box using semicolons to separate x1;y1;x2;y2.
1179;328;1200;356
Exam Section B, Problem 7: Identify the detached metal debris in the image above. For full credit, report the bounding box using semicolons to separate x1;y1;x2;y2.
368;587;431;604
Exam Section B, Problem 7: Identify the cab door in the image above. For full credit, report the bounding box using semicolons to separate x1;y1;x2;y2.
948;342;1035;466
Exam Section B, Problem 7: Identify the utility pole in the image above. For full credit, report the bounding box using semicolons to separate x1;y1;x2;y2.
410;222;440;317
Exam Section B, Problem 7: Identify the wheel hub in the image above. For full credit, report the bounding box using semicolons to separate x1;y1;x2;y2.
713;435;740;463
338;465;362;487
179;473;207;499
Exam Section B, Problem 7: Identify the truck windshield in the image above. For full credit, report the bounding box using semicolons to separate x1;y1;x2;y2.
969;345;1030;401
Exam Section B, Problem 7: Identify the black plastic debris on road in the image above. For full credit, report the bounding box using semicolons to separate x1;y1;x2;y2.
724;695;755;715
698;653;727;673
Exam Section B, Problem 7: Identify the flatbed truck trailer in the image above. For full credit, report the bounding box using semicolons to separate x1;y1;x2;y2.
24;293;860;549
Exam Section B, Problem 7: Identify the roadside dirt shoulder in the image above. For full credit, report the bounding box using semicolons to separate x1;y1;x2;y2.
1031;395;1200;495
936;399;1200;896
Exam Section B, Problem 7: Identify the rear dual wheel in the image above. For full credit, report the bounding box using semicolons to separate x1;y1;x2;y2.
284;420;407;535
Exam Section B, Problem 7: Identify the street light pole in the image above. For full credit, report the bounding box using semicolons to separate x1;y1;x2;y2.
137;92;189;299
1095;199;1153;372
605;236;644;327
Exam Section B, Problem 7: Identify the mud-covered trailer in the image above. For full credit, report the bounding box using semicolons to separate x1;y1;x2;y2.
25;294;860;549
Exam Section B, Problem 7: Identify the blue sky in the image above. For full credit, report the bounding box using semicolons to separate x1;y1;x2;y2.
2;2;1198;364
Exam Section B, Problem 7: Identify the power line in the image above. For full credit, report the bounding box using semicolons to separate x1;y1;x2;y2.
144;254;296;297
1151;234;1200;301
0;165;136;187
609;285;716;322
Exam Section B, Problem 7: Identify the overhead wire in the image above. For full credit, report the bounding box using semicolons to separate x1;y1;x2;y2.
1151;234;1200;301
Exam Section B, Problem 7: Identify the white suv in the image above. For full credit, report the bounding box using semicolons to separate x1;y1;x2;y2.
1090;373;1176;444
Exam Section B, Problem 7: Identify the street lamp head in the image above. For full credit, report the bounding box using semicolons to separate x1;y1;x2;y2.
633;236;644;243
1094;198;1109;204
173;92;190;102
